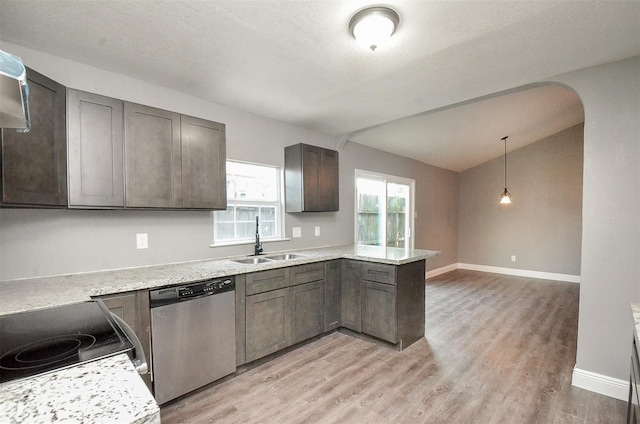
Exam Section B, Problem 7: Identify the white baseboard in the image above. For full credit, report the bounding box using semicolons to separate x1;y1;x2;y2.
457;263;580;283
572;367;629;401
425;263;458;279
425;262;580;283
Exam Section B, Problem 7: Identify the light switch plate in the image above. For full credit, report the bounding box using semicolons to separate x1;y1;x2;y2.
136;233;148;249
315;226;320;236
292;227;302;238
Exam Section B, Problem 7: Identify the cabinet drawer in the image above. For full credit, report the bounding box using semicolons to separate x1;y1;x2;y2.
289;262;324;286
362;262;396;285
246;268;288;295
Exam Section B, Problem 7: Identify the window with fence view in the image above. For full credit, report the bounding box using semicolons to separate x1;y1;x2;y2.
356;172;413;248
214;161;282;243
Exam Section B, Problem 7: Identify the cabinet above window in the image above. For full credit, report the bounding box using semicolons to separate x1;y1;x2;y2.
284;143;339;213
70;91;227;210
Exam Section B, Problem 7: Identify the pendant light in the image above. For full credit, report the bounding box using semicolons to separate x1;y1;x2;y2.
500;136;512;204
349;6;400;51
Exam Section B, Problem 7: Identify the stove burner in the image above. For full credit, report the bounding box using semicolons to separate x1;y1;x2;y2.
0;334;96;371
0;301;135;384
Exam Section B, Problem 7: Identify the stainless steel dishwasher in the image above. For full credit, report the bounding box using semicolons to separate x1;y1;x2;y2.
150;277;236;404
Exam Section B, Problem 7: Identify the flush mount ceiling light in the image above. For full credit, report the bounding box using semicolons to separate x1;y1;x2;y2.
349;6;400;51
500;136;512;204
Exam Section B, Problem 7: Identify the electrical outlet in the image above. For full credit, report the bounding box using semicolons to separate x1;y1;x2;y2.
315;226;320;236
292;227;302;238
511;255;516;262
136;233;148;249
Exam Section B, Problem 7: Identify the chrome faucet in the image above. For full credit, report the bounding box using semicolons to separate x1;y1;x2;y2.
254;216;263;256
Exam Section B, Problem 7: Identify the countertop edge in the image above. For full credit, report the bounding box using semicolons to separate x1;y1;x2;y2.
0;354;160;424
0;245;440;316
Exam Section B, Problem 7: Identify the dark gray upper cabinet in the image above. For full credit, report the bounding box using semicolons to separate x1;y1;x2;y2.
124;102;182;208
68;93;227;210
1;68;67;206
181;115;226;209
3;67;225;210
67;89;124;207
284;143;339;212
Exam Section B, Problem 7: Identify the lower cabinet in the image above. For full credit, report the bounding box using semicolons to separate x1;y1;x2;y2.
245;287;292;363
240;258;426;365
341;260;362;332
244;263;325;363
341;259;425;350
292;280;325;344
97;290;153;391
324;260;341;332
362;280;397;343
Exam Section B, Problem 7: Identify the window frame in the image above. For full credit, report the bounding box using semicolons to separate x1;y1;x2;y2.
211;160;286;247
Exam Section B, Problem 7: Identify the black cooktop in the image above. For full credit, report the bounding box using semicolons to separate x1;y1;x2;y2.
0;300;133;384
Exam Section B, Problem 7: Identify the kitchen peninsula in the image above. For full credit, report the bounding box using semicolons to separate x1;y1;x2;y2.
0;245;438;423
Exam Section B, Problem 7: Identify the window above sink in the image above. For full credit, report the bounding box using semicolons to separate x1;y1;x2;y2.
213;161;284;246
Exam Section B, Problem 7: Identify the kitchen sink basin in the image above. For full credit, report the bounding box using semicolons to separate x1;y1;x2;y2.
230;257;274;265
229;253;306;265
264;254;306;261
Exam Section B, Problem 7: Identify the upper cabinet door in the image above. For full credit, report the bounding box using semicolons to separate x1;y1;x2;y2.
124;102;182;208
67;89;124;207
320;148;339;211
302;144;322;211
284;143;339;212
1;68;67;206
181;115;226;209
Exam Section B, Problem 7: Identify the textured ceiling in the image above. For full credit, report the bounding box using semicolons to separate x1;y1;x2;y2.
1;0;638;171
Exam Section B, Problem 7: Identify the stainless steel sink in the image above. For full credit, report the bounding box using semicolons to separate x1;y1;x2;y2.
230;257;274;265
264;254;306;261
229;253;306;264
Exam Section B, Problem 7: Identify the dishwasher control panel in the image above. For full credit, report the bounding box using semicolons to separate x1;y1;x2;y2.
150;277;235;307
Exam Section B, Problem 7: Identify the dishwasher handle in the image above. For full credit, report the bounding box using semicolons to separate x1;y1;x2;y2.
110;312;148;375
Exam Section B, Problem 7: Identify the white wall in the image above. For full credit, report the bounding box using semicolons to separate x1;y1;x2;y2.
551;57;640;389
0;43;458;280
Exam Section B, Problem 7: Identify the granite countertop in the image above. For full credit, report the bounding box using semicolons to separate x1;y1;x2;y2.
0;354;160;424
0;244;437;424
0;244;439;316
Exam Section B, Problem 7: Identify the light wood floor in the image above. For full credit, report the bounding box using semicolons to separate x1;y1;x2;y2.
161;270;628;423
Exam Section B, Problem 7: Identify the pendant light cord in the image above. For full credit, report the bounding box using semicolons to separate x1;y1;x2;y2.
502;136;508;188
